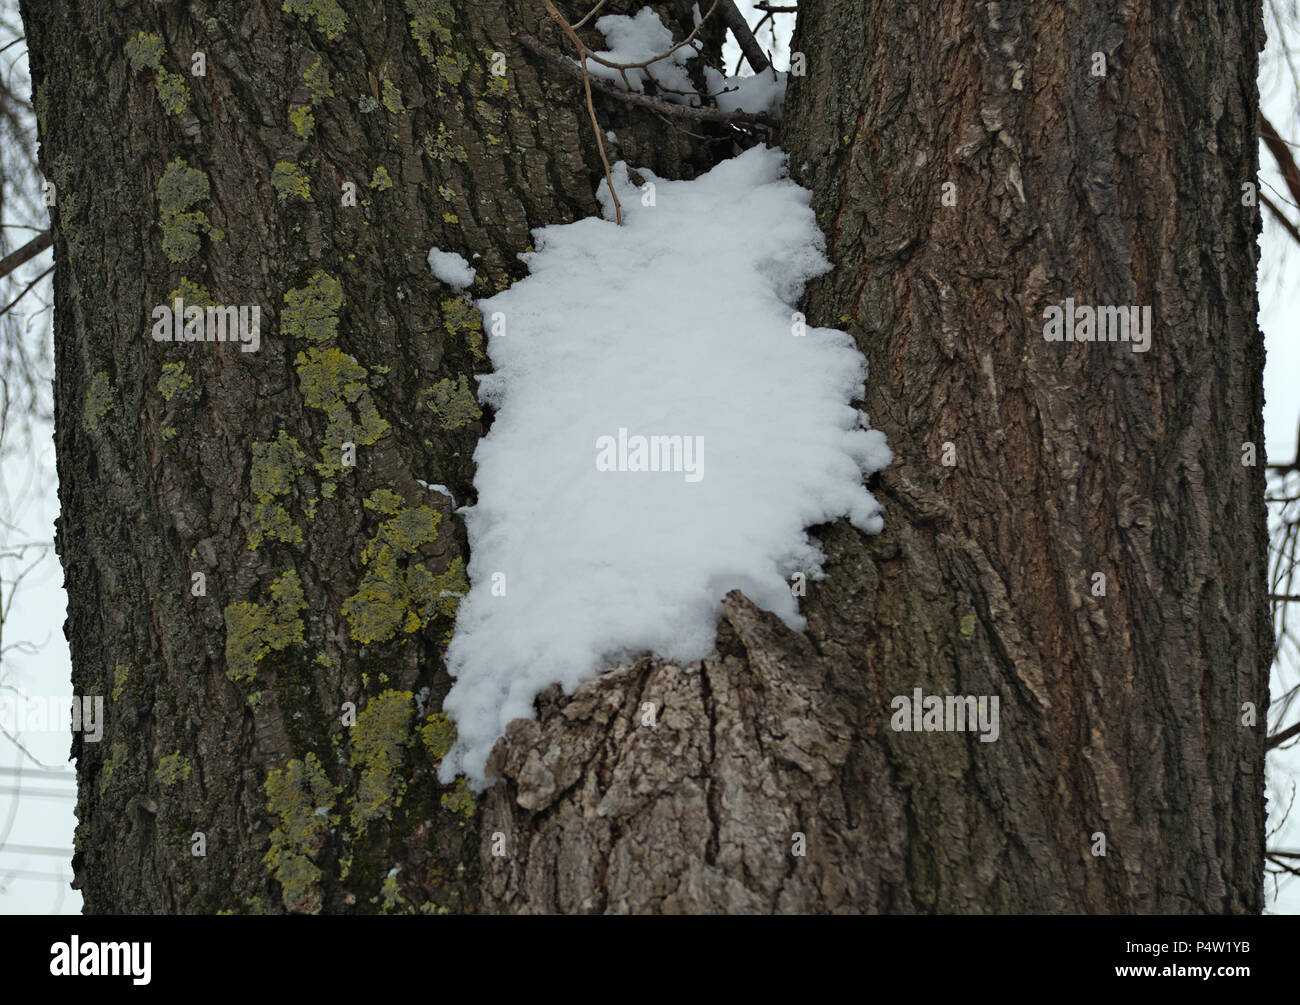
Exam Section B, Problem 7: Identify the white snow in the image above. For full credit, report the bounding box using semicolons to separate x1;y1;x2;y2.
416;480;455;503
427;247;475;290
439;145;891;787
705;65;788;116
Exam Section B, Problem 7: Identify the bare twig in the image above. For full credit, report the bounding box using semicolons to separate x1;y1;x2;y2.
1263;191;1300;247
1261;113;1300;212
580;0;722;74
571;0;608;31
515;31;778;129
719;0;770;73
0;263;51;320
1267;720;1300;750
539;0;622;224
0;227;49;281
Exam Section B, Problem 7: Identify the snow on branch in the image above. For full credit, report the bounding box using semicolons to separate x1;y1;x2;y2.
525;3;784;223
513;30;778;128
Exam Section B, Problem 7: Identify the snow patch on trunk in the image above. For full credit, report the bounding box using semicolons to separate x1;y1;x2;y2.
440;146;891;787
427;247;474;290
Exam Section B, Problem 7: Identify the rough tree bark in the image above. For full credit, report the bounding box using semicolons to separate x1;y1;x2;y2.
27;0;1268;914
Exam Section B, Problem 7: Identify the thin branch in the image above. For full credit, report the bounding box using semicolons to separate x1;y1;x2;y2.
1262;191;1300;247
734;12;774;74
571;0;607;31
1267;855;1300;878
1261;112;1300;212
0;264;52;320
0;725;58;770
539;0;622;225
719;0;770;73
1266;720;1300;751
0;228;50;282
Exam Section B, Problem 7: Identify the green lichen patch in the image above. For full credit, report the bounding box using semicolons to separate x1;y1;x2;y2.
282;271;343;343
155;70;191;115
364;488;404;515
272;160;312;202
289;103;315;139
303;58;334;103
251;502;301;549
251;432;309;500
295;347;390;476
360;506;440;564
486;74;509;98
84;372;115;433
342;502;466;645
264;752;337;914
341;553;418;644
417;559;468;625
349;690;414;824
223;570;308;684
156;751;192;786
100;742;127;794
157;361;194;403
424;123;468;163
420;712;455;761
34;82;49;138
249;432;309;550
369;166;393;190
406;0;454;62
435;52;468;85
381;870;404;911
125;32;165;72
475;98;503;127
440;776;476;818
112;662;131;703
158;158;214;262
381;79;404;114
166;277;214;306
282;0;348;41
425;375;481;430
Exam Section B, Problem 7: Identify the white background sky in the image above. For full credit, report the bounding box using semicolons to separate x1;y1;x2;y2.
2;0;1298;914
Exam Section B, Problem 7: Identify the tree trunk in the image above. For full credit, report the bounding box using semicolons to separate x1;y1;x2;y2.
27;0;1269;914
25;0;721;914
